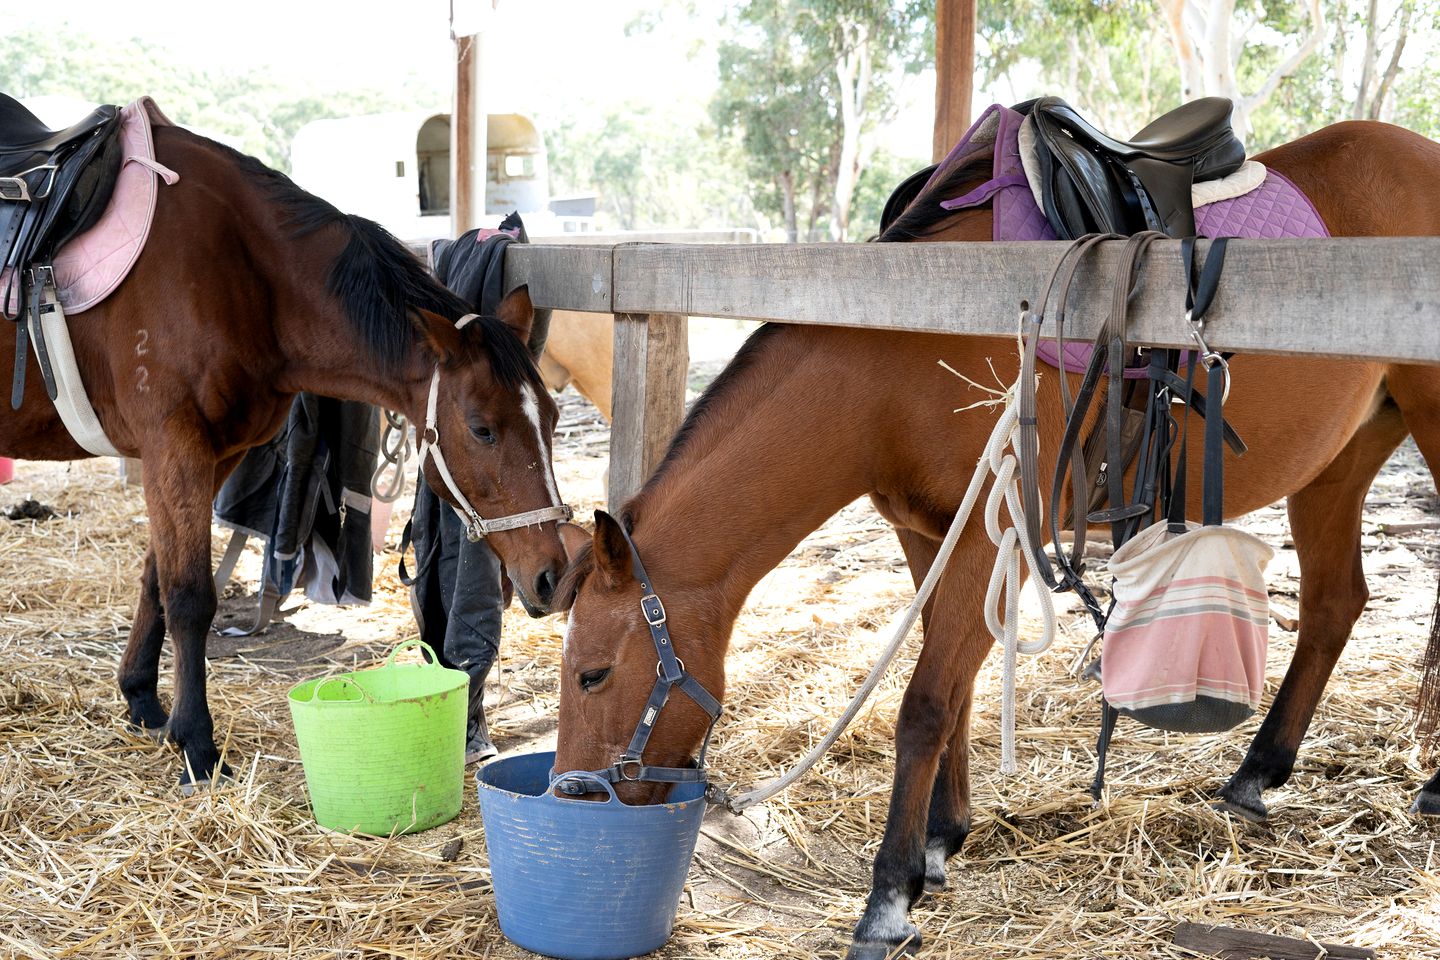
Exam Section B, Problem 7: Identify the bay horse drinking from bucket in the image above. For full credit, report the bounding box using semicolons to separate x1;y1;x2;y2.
0;113;570;790
554;117;1440;958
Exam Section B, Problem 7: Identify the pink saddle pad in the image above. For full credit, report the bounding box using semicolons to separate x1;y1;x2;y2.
2;98;178;316
55;98;178;313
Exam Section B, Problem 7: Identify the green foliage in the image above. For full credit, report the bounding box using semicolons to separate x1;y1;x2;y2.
543;100;758;231
0;25;442;171
712;0;931;241
850;145;928;239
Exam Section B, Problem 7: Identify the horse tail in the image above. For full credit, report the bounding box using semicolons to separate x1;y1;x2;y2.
1418;580;1440;758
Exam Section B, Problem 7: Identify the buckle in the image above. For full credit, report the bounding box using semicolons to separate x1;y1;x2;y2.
615;757;644;781
0;177;31;202
641;593;666;626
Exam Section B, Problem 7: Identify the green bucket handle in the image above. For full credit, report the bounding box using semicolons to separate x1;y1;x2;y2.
386;637;443;669
309;675;372;703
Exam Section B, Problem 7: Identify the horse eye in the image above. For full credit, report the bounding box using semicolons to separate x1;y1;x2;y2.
469;422;496;444
578;667;611;691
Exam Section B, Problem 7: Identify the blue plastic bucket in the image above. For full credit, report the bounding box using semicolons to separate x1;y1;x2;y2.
475;751;706;960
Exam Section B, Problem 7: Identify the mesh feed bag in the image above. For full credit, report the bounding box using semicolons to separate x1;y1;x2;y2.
1101;521;1274;733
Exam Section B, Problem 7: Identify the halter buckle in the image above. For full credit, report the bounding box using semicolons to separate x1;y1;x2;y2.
641;593;667;627
615;757;644;781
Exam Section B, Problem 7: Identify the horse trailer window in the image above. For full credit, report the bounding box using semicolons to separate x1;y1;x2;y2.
504;154;534;179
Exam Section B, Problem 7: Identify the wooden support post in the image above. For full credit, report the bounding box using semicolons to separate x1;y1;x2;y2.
608;313;688;511
451;31;486;235
933;0;977;163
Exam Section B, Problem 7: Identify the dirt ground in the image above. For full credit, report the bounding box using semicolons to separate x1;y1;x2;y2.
2;339;1439;958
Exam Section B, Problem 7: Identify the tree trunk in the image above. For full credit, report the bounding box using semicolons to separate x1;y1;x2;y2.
1353;0;1381;119
1158;0;1204;101
779;170;798;244
1369;2;1413;120
830;26;865;242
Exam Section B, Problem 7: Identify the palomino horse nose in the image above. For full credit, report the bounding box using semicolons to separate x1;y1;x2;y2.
535;566;560;609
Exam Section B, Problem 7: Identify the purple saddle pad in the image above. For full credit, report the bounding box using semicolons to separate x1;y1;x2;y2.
937;104;1329;376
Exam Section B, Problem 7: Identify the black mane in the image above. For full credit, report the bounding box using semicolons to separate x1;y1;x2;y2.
647;322;783;484
875;151;992;243
194;132;536;385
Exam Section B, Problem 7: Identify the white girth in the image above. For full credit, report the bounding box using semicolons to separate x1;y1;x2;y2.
28;281;121;457
415;312;572;542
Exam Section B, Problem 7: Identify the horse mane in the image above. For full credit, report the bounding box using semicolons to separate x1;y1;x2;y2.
177;129;537;385
554;324;788;610
557;157;997;606
875;151;992;243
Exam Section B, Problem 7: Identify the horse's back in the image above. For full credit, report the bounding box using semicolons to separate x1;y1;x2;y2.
1258;120;1440;237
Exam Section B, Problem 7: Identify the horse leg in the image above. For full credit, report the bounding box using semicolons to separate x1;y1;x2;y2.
888;526;975;895
1380;367;1440;816
144;444;231;790
118;547;169;737
924;692;974;893
1218;404;1406;820
848;541;989;959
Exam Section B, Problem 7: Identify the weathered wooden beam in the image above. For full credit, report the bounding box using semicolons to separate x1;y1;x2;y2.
607;313;688;510
1171;921;1375;960
933;0;977;163
504;244;613;313
609;239;1440;363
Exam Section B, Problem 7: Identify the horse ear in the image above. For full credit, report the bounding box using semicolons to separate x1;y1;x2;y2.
496;285;535;344
413;308;462;362
592;510;633;588
558;521;590;562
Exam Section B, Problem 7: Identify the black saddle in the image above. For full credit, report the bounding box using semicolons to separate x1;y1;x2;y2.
0;93;124;407
1;94;124;318
1018;96;1246;239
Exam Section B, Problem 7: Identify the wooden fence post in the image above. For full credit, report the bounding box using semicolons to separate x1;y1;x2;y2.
608;313;688;510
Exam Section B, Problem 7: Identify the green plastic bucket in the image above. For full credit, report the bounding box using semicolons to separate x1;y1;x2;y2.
288;639;468;835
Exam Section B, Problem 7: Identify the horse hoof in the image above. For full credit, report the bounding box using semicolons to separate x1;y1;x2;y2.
923;874;946;894
1410;790;1440;817
179;763;235;797
130;720;170;742
1212;796;1268;823
847;937;921;960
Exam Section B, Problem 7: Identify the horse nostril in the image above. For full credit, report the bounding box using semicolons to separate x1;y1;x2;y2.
536;568;559;605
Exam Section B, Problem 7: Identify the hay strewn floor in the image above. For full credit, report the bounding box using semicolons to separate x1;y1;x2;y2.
2;389;1438;959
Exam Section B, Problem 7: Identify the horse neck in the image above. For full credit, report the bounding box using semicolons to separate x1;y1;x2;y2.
197;141;433;416
626;327;876;626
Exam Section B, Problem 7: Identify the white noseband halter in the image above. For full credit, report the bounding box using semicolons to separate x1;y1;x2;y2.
415;313;573;542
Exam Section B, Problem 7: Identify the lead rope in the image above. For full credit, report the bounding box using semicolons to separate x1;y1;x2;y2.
720;378;1055;811
370;408;410;504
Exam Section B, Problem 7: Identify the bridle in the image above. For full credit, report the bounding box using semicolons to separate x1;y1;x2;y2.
555;517;723;794
415;312;573;542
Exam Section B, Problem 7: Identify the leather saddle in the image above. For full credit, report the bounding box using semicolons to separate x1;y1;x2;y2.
1017;96;1246;239
0;94;124;321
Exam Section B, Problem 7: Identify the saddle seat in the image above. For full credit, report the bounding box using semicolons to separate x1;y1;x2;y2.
0;96;118;169
1021;96;1247;239
1;93;124;320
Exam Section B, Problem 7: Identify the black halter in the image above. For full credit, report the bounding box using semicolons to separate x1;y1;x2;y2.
555;517;723;793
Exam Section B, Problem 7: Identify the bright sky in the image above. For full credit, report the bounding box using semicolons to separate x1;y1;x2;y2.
21;0;943;158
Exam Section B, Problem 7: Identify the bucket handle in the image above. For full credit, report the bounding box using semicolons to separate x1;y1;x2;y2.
309;675;372;703
548;769;620;805
386;637;443;669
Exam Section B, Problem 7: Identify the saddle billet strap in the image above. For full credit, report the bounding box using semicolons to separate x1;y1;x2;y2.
27;269;58;401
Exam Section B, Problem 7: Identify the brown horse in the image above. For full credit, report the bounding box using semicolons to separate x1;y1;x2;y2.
553;118;1440;958
0;124;571;790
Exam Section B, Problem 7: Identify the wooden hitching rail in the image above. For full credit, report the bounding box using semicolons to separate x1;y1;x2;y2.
502;239;1440;505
